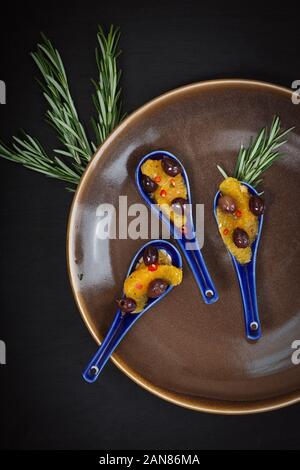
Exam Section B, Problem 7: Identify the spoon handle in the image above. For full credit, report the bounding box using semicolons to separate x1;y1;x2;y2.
82;311;135;383
178;237;219;304
232;258;261;341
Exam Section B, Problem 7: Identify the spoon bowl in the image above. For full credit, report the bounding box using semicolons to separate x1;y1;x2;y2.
214;182;264;341
82;240;182;383
136;150;218;304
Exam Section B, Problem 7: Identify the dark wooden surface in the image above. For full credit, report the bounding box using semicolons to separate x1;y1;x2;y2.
0;1;299;449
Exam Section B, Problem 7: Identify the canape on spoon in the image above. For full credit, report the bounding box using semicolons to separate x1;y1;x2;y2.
214;116;293;340
83;240;182;383
136;150;218;305
214;180;264;340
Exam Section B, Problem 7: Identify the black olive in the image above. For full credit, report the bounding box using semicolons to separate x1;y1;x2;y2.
143;246;159;266
233;228;250;248
141;175;158;193
218;195;236;214
249;195;265;216
147;279;169;298
171;197;188;214
117;297;137;313
161;157;182;177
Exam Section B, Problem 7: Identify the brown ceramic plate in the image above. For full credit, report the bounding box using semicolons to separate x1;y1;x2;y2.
67;79;300;414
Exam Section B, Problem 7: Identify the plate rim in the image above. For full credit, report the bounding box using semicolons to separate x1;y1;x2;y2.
67;78;300;414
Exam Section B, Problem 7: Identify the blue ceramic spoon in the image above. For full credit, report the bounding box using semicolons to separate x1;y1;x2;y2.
136;150;218;305
213;182;264;341
83;240;182;383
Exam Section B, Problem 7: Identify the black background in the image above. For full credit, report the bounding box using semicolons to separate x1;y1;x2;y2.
0;1;300;450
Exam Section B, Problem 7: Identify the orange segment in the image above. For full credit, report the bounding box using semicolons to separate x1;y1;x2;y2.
217;177;258;264
124;264;183;312
141;159;187;227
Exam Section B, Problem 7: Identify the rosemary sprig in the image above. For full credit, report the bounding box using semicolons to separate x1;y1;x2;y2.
91;25;124;148
217;116;294;187
31;33;93;169
0;132;80;185
0;25;124;190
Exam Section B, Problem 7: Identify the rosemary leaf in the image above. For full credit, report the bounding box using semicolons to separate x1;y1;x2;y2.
217;165;228;179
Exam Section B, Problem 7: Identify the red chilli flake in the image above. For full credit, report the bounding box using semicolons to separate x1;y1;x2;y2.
148;264;158;272
170;179;176;187
160;189;167;198
223;228;229;236
154;176;161;183
135;283;143;290
235;210;242;218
